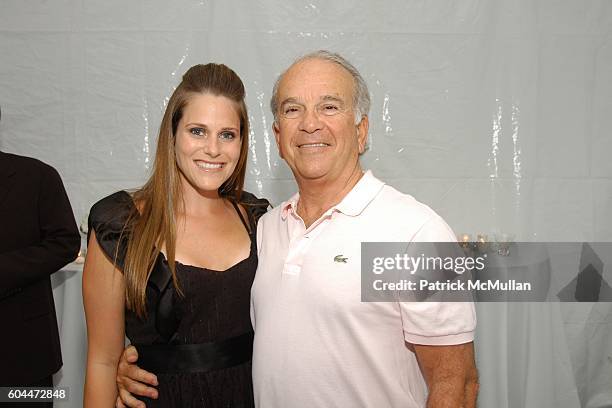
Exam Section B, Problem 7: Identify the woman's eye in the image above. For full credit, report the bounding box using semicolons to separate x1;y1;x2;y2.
190;128;205;137
220;131;236;140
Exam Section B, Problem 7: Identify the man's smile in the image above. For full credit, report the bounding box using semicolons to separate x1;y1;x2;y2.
297;142;331;148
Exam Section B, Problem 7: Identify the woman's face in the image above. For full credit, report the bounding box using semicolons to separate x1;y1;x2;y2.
174;93;242;196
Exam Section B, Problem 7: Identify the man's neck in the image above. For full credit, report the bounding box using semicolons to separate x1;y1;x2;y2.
296;165;364;228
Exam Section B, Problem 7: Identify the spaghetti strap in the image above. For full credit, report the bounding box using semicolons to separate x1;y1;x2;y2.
230;199;251;234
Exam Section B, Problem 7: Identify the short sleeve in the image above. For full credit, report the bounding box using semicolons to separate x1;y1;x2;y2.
239;191;271;229
400;215;477;345
87;191;135;271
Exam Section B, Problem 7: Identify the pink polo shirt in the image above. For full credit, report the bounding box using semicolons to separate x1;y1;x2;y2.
251;171;476;408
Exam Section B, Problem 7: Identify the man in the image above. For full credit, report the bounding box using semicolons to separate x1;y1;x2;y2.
116;51;478;407
0;146;80;402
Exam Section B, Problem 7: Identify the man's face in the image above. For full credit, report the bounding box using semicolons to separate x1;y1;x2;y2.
273;58;368;185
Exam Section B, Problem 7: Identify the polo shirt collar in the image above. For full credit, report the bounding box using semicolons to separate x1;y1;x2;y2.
281;193;299;220
280;170;385;220
335;170;385;216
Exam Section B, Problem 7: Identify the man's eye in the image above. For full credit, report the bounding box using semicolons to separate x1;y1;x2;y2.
285;107;299;114
190;128;205;137
319;104;341;116
220;131;236;140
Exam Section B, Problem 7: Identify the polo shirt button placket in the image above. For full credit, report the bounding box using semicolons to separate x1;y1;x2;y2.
283;233;309;277
282;210;334;277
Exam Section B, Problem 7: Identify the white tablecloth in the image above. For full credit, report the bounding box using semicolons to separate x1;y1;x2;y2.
51;262;86;408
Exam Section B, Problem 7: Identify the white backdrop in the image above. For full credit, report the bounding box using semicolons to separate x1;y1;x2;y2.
1;1;611;407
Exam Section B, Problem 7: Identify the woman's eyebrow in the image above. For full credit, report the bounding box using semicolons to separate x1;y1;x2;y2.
185;122;208;128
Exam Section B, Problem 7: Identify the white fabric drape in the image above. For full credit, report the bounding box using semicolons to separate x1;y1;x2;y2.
1;1;611;407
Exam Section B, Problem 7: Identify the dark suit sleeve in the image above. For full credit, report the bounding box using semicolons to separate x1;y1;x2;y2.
0;165;80;297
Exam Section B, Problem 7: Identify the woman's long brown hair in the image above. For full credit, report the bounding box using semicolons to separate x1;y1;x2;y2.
123;63;249;317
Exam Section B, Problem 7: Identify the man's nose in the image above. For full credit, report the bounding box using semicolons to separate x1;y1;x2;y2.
299;107;324;134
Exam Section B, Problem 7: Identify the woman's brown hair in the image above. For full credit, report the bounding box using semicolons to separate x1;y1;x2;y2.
123;63;249;317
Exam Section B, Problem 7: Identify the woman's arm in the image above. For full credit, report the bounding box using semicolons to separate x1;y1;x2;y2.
83;232;126;407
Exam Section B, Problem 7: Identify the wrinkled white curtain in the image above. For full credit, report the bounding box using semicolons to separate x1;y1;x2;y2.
1;1;611;407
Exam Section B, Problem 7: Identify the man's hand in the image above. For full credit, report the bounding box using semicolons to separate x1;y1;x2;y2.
414;341;478;408
115;345;159;408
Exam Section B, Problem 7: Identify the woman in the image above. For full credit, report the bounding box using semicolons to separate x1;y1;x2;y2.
83;63;268;407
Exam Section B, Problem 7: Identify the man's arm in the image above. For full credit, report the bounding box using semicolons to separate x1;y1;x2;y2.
413;341;479;408
0;164;80;297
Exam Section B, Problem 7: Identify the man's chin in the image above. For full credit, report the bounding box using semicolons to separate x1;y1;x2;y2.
293;169;331;183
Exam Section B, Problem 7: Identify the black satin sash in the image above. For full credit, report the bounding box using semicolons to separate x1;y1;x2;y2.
134;331;254;374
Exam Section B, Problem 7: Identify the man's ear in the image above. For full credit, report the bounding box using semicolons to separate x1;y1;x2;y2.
273;120;284;159
357;115;369;154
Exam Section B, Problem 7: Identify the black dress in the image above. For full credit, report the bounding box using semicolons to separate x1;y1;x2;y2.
88;190;269;408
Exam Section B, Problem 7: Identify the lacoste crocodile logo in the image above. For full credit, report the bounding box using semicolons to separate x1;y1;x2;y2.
334;255;348;263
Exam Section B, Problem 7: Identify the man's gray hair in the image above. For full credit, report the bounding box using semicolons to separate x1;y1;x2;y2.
270;50;370;124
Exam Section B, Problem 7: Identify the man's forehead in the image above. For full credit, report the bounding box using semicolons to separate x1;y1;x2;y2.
278;59;354;100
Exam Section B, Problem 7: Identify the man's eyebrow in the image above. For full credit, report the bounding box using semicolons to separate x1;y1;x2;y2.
279;97;302;107
320;95;345;103
280;95;345;106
